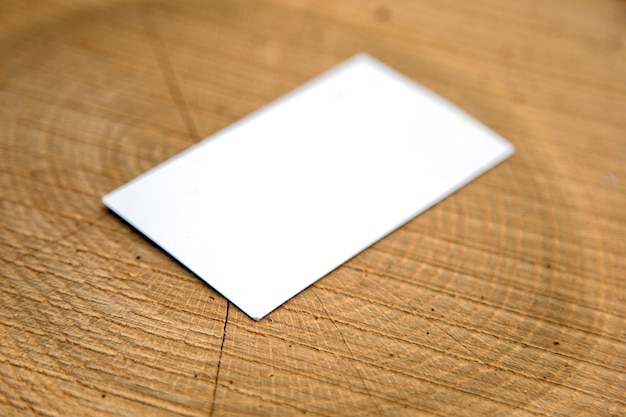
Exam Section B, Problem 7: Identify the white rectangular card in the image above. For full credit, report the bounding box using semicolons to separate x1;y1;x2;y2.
103;54;514;320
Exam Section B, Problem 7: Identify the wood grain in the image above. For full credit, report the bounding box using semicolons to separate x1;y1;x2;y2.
1;0;624;415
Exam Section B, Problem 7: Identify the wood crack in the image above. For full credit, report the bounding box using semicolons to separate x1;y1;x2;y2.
210;302;229;416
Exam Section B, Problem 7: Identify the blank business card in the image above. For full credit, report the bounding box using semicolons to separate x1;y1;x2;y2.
103;53;514;320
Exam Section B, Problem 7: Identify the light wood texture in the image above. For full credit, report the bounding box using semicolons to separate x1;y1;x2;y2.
1;0;624;415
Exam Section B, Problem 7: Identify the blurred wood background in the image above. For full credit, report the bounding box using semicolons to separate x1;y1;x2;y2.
1;0;624;415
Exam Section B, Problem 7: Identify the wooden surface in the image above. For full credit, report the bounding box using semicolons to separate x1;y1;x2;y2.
1;0;625;415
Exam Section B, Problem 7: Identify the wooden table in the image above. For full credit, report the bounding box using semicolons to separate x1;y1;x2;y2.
1;1;624;415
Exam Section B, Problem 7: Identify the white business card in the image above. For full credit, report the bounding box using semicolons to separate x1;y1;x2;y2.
103;54;514;320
